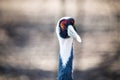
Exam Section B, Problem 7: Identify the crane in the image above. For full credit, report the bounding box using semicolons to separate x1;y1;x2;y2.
56;17;82;80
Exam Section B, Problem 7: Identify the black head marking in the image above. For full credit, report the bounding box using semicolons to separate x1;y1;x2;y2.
59;18;77;39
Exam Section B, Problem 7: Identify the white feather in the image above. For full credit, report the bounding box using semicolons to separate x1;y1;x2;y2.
59;38;73;67
56;17;74;67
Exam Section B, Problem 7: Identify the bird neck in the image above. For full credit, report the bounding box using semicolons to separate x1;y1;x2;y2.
58;38;74;80
59;38;73;67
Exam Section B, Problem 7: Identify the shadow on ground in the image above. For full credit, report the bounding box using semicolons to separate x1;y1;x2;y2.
0;56;120;80
74;67;120;80
0;65;55;80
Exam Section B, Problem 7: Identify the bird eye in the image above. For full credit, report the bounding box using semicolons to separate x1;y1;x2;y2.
71;20;75;25
69;19;75;26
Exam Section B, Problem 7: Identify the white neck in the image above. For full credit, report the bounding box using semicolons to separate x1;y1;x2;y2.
58;37;73;67
56;21;74;67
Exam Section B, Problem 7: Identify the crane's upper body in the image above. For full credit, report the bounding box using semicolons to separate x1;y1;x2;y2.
56;17;82;80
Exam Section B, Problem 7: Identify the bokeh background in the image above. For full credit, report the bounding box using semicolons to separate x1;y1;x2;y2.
0;0;120;80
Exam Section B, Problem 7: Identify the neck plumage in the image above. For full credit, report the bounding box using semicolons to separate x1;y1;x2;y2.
58;38;74;80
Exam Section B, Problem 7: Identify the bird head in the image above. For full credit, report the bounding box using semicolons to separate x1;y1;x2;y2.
56;17;82;43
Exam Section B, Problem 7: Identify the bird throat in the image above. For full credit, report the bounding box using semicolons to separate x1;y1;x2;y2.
59;38;73;67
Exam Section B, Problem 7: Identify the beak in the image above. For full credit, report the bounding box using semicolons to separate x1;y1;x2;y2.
68;25;82;43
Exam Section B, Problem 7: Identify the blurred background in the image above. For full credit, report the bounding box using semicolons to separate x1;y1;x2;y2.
0;0;120;80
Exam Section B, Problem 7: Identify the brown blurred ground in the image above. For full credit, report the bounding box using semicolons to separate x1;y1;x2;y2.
0;0;120;80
